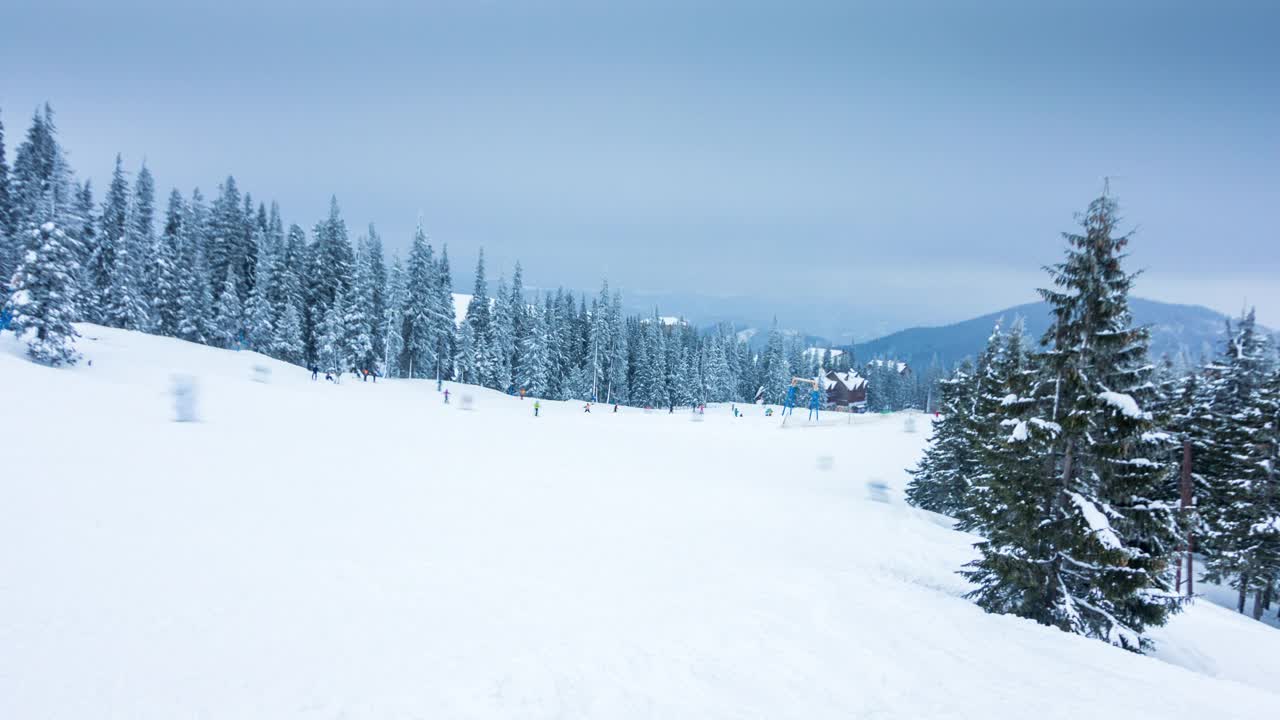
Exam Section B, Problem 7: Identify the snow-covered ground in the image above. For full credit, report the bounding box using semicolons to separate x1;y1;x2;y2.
3;325;1279;719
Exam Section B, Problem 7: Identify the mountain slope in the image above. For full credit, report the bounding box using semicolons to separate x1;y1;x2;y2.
2;326;1278;718
853;297;1232;369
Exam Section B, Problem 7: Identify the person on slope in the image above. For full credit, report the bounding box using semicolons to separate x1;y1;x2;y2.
443;389;451;404
583;403;592;413
784;385;798;416
534;400;541;417
310;365;319;381
807;388;821;422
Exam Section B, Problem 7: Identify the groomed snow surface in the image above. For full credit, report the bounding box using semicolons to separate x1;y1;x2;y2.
3;325;1279;719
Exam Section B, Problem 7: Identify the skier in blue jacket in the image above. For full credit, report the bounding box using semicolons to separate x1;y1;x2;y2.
807;388;821;421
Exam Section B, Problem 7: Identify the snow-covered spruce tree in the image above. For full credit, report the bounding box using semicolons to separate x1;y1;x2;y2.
175;192;214;345
1198;310;1280;618
433;245;456;379
145;188;185;336
966;190;1183;652
130;162;157;327
341;265;373;372
963;320;1065;621
103;235;149;331
380;257;406;376
243;229;276;353
606;292;628;404
317;300;344;375
762;320;790;404
86;154;129;324
906;359;980;518
465;249;494;386
9;106;74;244
213;267;244;349
489;275;515;391
400;223;434;378
3;222;82;365
365;224;387;367
0;110;15;285
455;318;478;384
509;262;527;371
515;299;551;397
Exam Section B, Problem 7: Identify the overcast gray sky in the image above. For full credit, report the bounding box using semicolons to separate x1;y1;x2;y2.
3;0;1276;334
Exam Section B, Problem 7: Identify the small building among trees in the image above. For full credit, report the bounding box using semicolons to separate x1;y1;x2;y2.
824;369;867;411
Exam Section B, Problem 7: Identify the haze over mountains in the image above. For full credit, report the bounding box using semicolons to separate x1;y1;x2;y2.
617;292;1248;371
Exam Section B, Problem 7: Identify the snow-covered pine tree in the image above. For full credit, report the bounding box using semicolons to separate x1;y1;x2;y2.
1198;310;1280;618
489;275;515;391
381;257;406;376
9;105;73;238
0;110;15;284
145;188;184;336
207;176;242;304
317;296;344;375
606;292;628;404
509;261;527;372
433;245;456;380
86;154;129;324
762;320;790;404
466;250;496;387
515;299;551;397
213;267;244;349
175;189;213;344
565;361;593;401
130;162;157;328
969;190;1183;652
3;221;83;365
343;239;375;371
906;359;980;517
310;195;352;311
103;231;149;331
243;229;276;353
365;223;387;369
455;318;478;385
400;223;434;378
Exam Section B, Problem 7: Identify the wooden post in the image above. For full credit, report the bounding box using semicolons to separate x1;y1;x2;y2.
1181;438;1194;597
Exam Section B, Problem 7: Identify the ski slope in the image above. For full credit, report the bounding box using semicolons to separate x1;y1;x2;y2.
3;325;1279;719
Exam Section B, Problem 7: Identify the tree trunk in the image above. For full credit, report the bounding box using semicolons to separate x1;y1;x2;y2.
1253;587;1266;621
1237;577;1250;614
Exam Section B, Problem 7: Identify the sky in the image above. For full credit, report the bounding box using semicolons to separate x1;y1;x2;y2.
2;0;1277;337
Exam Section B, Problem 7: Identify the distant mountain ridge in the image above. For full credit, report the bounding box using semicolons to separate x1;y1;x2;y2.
849;297;1234;370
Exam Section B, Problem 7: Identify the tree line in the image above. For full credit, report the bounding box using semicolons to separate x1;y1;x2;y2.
0;104;932;411
907;190;1280;652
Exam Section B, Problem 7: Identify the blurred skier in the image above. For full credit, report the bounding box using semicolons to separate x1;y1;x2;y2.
534;400;541;417
807;388;821;421
443;389;451;404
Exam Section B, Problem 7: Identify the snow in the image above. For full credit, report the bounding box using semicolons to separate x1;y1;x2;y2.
451;292;472;326
1069;492;1124;550
1098;391;1149;420
2;325;1279;719
867;358;908;373
1009;419;1030;442
805;347;845;360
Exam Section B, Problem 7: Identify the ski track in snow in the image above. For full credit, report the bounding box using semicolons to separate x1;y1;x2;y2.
2;325;1279;719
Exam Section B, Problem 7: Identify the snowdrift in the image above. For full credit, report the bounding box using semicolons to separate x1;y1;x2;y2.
2;325;1279;719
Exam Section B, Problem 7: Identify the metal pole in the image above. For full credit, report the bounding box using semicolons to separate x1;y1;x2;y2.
1181;438;1194;597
